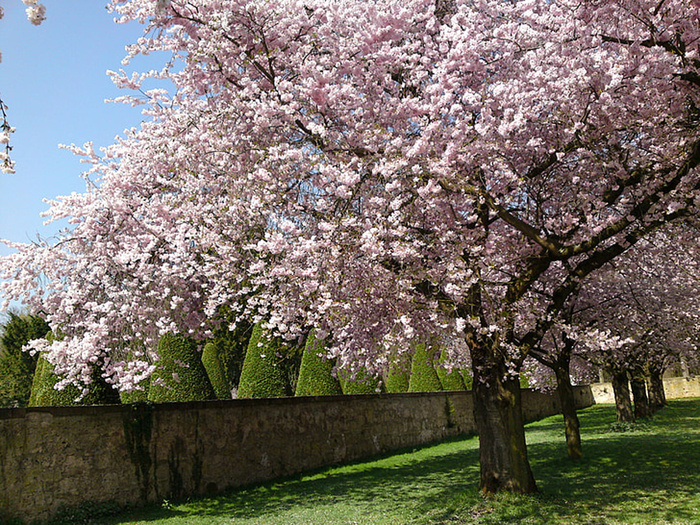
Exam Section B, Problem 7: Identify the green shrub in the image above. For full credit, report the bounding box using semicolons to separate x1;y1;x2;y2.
436;349;467;391
295;331;342;396
29;334;120;408
147;334;215;403
384;354;410;393
461;369;473;390
339;367;383;394
407;344;443;392
237;324;289;398
202;341;232;399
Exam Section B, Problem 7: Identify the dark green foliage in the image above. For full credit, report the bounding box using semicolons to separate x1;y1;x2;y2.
210;310;255;391
202;341;232;399
147;334;215;403
28;354;80;406
237;324;289;398
120;384;150;404
461;370;473;390
384;353;411;393
0;312;49;407
407;344;443;392
29;352;120;407
294;331;342;396
339;367;383;394
436;350;467;391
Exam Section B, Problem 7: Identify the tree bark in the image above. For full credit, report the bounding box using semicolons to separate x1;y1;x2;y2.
471;339;537;494
647;366;666;412
554;363;582;460
611;370;634;422
630;371;650;419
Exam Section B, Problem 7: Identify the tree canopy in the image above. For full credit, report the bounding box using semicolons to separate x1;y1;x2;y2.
0;0;698;493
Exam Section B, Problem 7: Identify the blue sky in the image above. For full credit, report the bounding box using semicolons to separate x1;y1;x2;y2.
0;1;162;256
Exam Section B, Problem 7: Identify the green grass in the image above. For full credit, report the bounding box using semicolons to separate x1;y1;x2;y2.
98;399;700;525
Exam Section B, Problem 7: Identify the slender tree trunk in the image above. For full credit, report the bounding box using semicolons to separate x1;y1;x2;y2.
647;366;666;412
630;371;650;419
554;362;582;460
470;339;537;494
611;370;634;422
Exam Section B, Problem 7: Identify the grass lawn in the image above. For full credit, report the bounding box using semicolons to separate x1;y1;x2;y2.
94;398;700;525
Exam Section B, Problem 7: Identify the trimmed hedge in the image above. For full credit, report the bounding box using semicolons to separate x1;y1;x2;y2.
339;367;383;395
147;334;215;403
384;351;411;393
436;349;467;391
407;344;443;392
29;354;119;407
202;341;232;399
294;331;342;396
237;324;288;398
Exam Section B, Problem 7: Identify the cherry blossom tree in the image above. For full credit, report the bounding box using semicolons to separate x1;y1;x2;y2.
1;0;699;494
573;224;700;420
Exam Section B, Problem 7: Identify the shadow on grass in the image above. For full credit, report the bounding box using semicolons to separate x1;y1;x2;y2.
105;399;700;525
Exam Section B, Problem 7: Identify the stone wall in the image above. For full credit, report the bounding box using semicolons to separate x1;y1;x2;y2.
590;376;700;404
0;387;593;523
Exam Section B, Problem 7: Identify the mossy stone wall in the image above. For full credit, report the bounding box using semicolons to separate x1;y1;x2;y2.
0;387;596;524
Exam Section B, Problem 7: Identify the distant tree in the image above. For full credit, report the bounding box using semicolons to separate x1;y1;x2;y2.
0;312;48;407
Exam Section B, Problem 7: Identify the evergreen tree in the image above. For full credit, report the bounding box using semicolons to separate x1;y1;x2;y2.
202;341;232;399
295;331;342;396
0;312;49;407
237;324;289;398
339;367;383;394
147;333;215;403
384;352;411;393
407;344;443;392
436;349;467;391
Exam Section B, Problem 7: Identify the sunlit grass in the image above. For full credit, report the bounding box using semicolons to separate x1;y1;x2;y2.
96;399;700;525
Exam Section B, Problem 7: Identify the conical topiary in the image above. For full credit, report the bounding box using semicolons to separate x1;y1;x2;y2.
147;333;215;403
407;343;443;392
462;370;473;390
29;330;120;406
436;349;467;391
339;367;383;394
202;341;232;399
384;351;411;393
237;323;288;398
295;331;342;396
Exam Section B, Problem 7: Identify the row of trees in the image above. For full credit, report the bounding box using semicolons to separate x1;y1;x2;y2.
0;315;478;408
1;0;699;494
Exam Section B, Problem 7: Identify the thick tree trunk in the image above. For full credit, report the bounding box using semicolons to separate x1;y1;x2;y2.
471;341;537;494
647;367;666;412
554;364;582;460
630;371;650;419
611;370;634;422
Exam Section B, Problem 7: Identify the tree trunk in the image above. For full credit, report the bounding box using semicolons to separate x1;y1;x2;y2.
630;371;650;419
471;340;537;494
554;363;582;460
647;366;666;412
611;370;634;422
